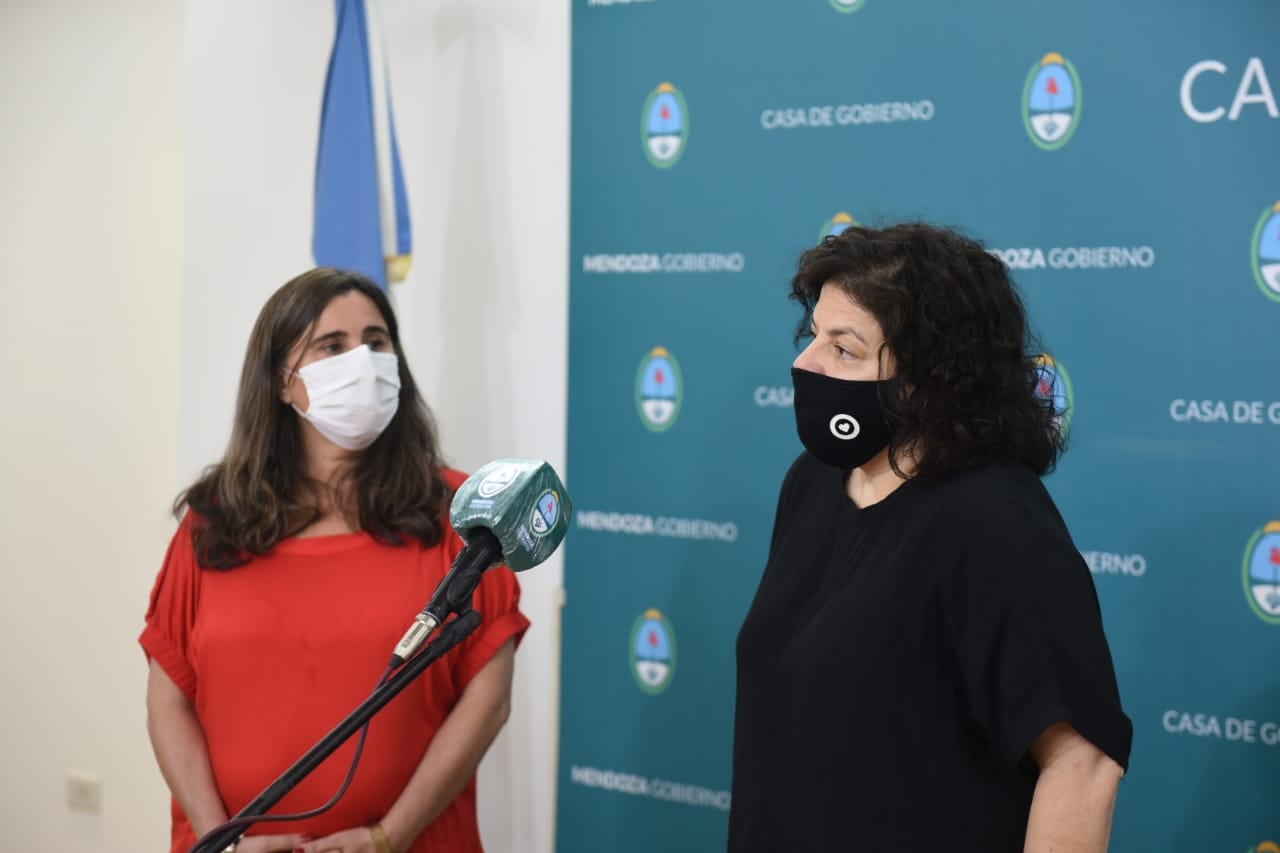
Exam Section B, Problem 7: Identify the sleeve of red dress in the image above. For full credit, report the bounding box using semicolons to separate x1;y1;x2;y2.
450;563;531;693
138;516;201;702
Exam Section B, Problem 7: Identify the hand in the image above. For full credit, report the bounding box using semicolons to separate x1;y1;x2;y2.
233;833;313;853
295;827;382;853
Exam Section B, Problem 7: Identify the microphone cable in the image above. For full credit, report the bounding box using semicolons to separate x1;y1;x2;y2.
188;662;395;853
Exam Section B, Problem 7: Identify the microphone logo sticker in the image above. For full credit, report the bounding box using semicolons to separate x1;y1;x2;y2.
1033;354;1073;437
1023;52;1081;151
531;489;561;538
636;346;683;432
1253;200;1280;302
818;211;858;244
1243;522;1280;625
477;463;520;498
829;414;860;440
642;82;688;169
630;609;676;695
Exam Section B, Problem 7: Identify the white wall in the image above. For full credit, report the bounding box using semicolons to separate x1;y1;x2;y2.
0;1;184;851
1;0;567;850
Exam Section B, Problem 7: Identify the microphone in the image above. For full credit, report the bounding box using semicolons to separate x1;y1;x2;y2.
390;458;572;667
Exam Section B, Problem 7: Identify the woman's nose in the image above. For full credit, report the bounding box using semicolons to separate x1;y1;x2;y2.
792;341;822;375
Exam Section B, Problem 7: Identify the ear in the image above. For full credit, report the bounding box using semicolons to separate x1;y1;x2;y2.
278;367;295;405
876;344;897;380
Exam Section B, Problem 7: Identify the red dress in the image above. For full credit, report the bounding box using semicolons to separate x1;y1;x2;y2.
139;469;530;853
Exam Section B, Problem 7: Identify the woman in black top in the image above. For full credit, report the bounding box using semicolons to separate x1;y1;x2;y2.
730;223;1131;852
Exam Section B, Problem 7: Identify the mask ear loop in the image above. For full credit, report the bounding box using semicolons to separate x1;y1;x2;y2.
279;324;320;394
278;359;305;405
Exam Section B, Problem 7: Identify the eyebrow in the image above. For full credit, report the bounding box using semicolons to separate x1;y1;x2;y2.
309;325;390;346
812;322;869;346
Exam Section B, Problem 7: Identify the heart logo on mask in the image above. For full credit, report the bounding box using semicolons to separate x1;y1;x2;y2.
829;414;860;440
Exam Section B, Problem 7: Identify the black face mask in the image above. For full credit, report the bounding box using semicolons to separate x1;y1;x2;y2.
791;367;895;470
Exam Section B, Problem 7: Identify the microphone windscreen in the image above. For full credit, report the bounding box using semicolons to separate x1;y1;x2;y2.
449;458;573;572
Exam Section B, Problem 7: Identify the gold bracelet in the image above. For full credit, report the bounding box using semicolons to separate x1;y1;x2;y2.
369;822;393;853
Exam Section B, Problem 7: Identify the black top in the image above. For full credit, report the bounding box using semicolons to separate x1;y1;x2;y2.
729;453;1131;852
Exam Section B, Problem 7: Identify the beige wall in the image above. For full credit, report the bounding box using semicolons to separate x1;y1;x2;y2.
0;1;184;850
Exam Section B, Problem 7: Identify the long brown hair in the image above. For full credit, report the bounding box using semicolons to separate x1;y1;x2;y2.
177;268;449;569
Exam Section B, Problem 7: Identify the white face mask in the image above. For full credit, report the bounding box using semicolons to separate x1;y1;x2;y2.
290;344;401;450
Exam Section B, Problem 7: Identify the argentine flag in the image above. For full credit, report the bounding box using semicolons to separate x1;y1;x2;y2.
313;0;411;289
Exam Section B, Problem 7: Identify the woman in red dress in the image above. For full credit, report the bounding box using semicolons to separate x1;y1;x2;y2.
141;268;528;853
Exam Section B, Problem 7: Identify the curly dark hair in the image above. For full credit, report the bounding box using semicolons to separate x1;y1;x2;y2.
791;222;1064;480
177;268;450;569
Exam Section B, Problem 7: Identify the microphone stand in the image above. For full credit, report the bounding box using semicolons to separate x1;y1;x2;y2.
190;608;483;853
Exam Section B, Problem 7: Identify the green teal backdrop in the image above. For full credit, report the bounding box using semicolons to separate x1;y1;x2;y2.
560;2;1280;850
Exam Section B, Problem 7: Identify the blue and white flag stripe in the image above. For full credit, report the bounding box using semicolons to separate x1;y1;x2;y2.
313;0;412;289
